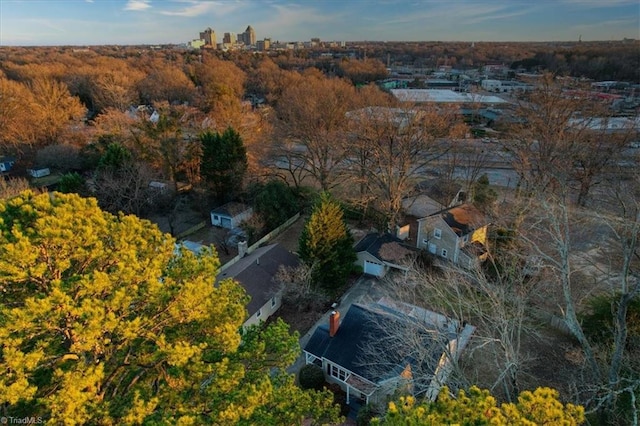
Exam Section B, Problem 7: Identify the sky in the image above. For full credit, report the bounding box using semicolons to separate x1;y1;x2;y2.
1;0;639;46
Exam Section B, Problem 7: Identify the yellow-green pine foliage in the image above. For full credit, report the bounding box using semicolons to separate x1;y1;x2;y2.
0;191;341;425
298;192;356;291
374;386;585;425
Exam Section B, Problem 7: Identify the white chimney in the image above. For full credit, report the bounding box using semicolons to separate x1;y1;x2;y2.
238;240;248;257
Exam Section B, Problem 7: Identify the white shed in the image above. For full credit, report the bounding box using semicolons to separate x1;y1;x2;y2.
210;202;253;229
28;168;51;178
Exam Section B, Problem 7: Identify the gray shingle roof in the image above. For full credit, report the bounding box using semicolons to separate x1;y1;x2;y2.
354;233;417;264
305;303;448;384
216;243;298;316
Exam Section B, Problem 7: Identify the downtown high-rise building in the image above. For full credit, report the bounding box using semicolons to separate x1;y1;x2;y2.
223;32;236;44
240;25;256;46
199;27;216;48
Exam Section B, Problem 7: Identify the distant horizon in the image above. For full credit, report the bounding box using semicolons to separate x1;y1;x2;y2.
1;0;638;47
2;38;638;49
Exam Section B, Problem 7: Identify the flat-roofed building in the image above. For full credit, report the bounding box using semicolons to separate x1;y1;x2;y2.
391;89;507;105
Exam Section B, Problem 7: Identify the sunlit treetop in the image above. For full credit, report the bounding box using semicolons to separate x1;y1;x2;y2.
0;191;340;425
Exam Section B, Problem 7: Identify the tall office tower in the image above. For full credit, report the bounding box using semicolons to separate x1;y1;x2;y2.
243;25;256;46
199;27;216;48
223;32;236;44
256;38;270;51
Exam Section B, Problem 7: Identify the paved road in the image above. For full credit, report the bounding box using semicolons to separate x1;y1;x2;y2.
288;275;384;375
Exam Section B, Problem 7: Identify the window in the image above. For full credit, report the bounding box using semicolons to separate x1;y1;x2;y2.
329;364;348;381
256;309;262;318
271;297;276;308
434;228;442;239
214;215;219;220
441;249;448;258
422;239;429;247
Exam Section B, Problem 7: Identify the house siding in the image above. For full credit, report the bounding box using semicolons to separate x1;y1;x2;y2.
356;251;388;277
303;356;383;406
243;293;281;329
210;207;253;229
417;217;459;261
417;217;488;267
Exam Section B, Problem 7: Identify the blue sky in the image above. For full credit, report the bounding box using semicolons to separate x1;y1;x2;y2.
1;0;638;46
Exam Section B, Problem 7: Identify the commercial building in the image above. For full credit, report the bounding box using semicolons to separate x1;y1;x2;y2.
240;25;256;46
199;27;216;48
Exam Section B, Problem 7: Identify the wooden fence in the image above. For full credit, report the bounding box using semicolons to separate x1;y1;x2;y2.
219;212;301;274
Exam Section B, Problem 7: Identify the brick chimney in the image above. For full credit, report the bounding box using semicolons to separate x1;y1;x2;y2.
329;311;340;337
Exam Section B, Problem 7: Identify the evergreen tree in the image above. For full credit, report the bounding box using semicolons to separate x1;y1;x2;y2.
374;386;585;425
97;142;131;172
200;127;247;203
0;191;341;425
254;180;300;230
299;192;356;292
57;172;85;194
472;173;498;211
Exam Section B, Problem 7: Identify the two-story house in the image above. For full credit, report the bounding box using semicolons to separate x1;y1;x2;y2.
416;204;488;269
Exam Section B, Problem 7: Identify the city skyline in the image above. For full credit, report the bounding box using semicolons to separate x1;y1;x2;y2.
1;0;638;46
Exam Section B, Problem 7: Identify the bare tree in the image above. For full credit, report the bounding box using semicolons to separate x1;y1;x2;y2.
516;177;640;423
273;74;357;191
35;143;83;172
506;74;631;205
570;118;635;207
93;161;155;216
268;139;310;190
274;264;328;313
364;255;537;403
439;140;492;196
0;177;32;200
346;105;465;229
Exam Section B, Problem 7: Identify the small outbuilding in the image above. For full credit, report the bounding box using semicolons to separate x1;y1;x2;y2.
354;233;417;278
0;156;16;173
28;168;51;178
210;202;253;229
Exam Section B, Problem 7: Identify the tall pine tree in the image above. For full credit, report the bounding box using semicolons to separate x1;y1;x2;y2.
0;191;341;425
299;192;356;292
200;127;247;203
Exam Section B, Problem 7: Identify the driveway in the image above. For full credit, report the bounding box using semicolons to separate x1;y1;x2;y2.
288;275;384;374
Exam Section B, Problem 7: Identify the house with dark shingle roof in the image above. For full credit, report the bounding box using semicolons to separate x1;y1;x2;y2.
416;203;488;269
215;243;298;328
303;298;474;406
354;233;418;278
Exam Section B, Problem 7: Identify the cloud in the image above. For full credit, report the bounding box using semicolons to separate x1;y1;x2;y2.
383;3;533;27
159;1;243;17
257;3;342;35
570;17;639;30
559;0;638;6
124;0;152;11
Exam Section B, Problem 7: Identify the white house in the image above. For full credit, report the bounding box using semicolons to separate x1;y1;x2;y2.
216;243;298;329
303;299;475;407
210;202;253;229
